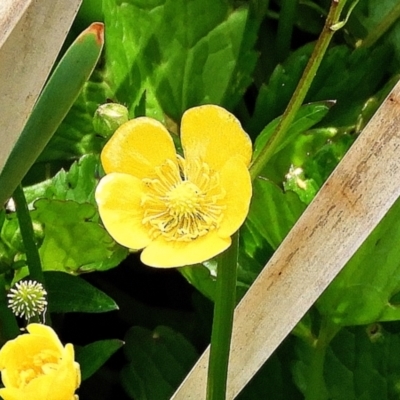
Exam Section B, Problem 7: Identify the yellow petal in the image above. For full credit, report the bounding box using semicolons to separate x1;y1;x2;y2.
101;117;177;178
6;347;78;400
141;231;231;268
218;156;252;237
34;344;79;400
27;324;63;351
0;387;22;400
181;105;252;171
0;339;58;378
0;325;63;383
0;326;79;400
95;173;151;250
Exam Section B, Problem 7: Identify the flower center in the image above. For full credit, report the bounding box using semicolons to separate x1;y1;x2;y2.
141;156;225;241
18;349;60;387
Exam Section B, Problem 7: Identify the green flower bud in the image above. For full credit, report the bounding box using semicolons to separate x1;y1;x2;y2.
93;103;129;138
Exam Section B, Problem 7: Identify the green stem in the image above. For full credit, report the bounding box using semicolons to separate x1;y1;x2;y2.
359;1;400;48
249;0;349;181
0;275;20;342
276;0;298;62
13;185;45;284
304;320;340;400
206;233;239;400
13;186;51;325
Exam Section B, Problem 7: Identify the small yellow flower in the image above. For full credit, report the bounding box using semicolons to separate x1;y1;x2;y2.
0;324;80;400
95;105;252;268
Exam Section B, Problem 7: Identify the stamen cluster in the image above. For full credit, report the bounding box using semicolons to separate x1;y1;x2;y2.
142;156;225;241
7;280;47;320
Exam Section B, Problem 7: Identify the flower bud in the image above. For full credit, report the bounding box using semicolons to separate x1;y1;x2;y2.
0;324;80;400
93;103;129;138
7;280;47;320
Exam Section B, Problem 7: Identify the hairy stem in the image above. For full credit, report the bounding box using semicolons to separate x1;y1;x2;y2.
250;0;349;181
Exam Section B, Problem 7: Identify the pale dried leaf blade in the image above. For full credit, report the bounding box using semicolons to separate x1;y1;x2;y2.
0;0;82;183
172;80;400;399
0;0;32;49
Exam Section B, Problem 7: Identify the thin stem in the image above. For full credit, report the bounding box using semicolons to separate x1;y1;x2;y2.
250;0;349;181
276;0;298;62
206;233;239;400
13;185;45;284
359;1;400;48
0;275;20;342
304;320;340;400
13;185;51;325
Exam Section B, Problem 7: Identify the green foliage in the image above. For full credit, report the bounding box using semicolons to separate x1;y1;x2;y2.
324;325;400;399
180;264;216;301
247;179;306;251
2;155;128;275
180;101;329;301
2;0;400;398
238;337;303;400
32;199;126;273
293;324;400;399
46;271;118;313
317;196;400;326
25;154;100;205
121;326;198;400
102;0;259;120
0;211;27;273
249;44;391;136
38;71;113;162
77;339;124;381
253;101;333;161
0;24;104;205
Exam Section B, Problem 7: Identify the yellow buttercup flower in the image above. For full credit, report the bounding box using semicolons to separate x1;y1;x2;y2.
0;324;80;400
95;105;252;268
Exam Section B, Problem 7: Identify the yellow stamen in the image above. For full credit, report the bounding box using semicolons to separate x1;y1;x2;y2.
18;349;59;387
142;156;225;241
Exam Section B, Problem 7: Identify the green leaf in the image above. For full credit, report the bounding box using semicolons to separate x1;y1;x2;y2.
253;101;333;162
324;325;400;399
179;264;216;301
0;24;104;206
31;199;127;273
246;179;306;250
0;213;24;272
237;220;274;295
249;44;391;136
76;339;124;381
190;178;306;303
188;178;307;302
249;42;314;136
24;154;100;206
307;45;391;127
38;71;114;162
350;0;400;72
294;2;326;35
302;131;355;187
238;337;303;400
103;0;258;120
45;271;118;313
3;157;128;274
317;196;400;326
283;166;320;205
121;326;198;400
